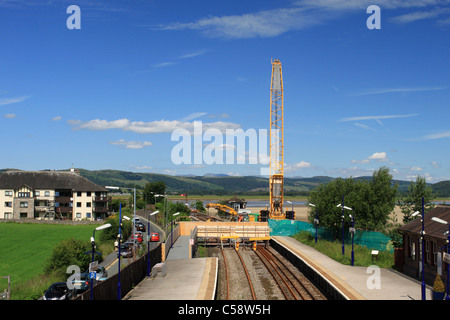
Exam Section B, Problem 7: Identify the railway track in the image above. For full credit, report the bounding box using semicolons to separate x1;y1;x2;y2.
221;246;256;300
190;212;224;222
255;246;317;300
217;245;325;300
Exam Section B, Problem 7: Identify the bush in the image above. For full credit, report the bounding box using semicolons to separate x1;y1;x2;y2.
433;274;445;292
43;238;92;277
99;215;132;242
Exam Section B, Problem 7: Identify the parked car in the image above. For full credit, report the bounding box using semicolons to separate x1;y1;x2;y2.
150;232;160;242
42;282;74;300
132;232;143;243
83;265;108;282
135;222;146;232
120;241;133;258
71;273;90;292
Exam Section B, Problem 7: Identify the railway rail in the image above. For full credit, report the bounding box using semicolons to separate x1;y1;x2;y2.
190;212;224;222
221;246;256;300
255;246;317;300
218;244;325;300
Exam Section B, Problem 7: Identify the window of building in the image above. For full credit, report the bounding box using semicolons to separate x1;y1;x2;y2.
433;241;437;265
86;202;91;208
409;237;416;261
35;191;40;196
425;239;430;264
86;212;91;218
20;212;27;218
77;192;82;197
4;212;12;219
87;192;91;197
18;192;31;198
76;212;81;219
4;202;12;207
20;202;28;208
77;202;82;207
45;191;50;196
4;191;12;196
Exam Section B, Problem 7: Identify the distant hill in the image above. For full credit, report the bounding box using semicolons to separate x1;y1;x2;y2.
74;169;450;197
2;168;449;197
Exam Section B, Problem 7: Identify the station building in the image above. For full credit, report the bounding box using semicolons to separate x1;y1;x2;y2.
399;204;450;286
0;170;109;221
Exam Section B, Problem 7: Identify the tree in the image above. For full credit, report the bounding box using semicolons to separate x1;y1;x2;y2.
364;167;398;231
44;238;92;277
193;200;205;212
399;175;436;224
143;181;166;204
307;177;358;239
307;167;398;237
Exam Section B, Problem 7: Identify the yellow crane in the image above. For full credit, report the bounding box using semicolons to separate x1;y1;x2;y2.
269;59;285;219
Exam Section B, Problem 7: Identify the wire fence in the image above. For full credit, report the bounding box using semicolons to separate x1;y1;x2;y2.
269;219;393;252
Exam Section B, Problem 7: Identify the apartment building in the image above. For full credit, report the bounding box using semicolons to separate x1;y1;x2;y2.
0;170;109;221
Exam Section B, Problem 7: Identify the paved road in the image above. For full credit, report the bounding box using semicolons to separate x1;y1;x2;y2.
102;215;163;276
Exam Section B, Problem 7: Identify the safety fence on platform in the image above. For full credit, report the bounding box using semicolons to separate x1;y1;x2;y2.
268;219;393;253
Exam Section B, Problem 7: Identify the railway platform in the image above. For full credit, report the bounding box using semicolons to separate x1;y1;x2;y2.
272;236;431;300
125;232;431;300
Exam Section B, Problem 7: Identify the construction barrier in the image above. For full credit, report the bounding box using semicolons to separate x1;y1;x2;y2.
268;219;393;252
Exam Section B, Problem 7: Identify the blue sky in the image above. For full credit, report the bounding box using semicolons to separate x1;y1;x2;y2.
0;0;449;182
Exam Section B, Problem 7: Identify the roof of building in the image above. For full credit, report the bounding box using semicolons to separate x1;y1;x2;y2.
0;170;107;192
399;204;450;240
226;195;247;203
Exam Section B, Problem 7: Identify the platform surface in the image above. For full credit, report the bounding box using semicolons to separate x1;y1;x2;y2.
272;236;431;300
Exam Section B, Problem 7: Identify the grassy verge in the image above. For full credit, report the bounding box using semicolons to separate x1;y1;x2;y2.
291;231;394;269
0;222;104;299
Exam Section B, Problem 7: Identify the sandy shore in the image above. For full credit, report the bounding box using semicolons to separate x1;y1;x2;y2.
245;205;404;224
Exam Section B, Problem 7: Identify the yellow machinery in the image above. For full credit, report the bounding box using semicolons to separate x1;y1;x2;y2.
206;203;238;216
269;59;285;219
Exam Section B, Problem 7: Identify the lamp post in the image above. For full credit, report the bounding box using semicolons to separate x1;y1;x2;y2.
116;203;130;300
337;197;352;256
308;203;318;243
287;200;294;212
432;216;450;300
171;212;180;249
412;202;425;300
147;210;159;277
349;214;355;266
105;186;136;253
89;223;112;300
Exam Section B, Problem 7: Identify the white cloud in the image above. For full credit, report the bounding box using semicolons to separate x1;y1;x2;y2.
285;161;312;172
431;161;440;168
179;112;207;122
351;159;370;164
153;6;322;39
0;95;30;106
110;139;152;149
51;116;62;121
153;1;449;39
177;50;210;59
415;130;450;140
68;118;241;134
348;86;446;97
129;165;153;170
151;62;177;68
3;114;16;118
391;7;450;24
354;123;376;131
339;114;419;122
368;152;389;162
410;166;423;171
352;152;389;164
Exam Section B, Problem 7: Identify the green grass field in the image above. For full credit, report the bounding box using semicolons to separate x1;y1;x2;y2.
0;222;101;299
